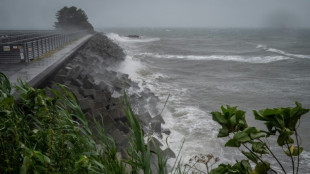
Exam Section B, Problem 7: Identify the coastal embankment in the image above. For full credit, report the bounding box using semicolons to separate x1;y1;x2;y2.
43;33;175;161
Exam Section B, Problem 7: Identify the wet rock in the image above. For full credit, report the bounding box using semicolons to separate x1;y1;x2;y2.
112;129;129;149
79;98;94;114
151;114;165;124
151;119;161;134
102;115;118;134
79;88;96;99
82;77;94;89
136;112;152;126
163;148;176;158
54;75;66;83
162;128;171;135
127;35;140;38
150;137;163;152
94;90;108;102
116;121;130;134
71;78;83;87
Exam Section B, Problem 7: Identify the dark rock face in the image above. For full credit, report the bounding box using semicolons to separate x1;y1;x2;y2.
127;35;140;38
44;33;175;169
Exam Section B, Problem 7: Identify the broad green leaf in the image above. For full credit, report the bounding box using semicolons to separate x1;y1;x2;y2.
210;164;230;174
252;142;268;154
234;131;251;143
277;129;294;146
218;127;229;137
252;162;270;174
285;145;304;156
244;127;259;134
235;110;246;120
231;161;242;172
250;132;266;139
230;115;237;125
274;114;284;128
241;160;252;173
253;110;265;121
262;108;280;117
212;111;227;124
231;160;252;173
221;105;227;114
242;151;258;164
225;139;241;147
238;120;248;130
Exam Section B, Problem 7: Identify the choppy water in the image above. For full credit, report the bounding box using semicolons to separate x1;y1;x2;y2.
104;28;310;173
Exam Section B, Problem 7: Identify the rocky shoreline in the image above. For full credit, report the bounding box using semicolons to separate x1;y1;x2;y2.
44;33;175;165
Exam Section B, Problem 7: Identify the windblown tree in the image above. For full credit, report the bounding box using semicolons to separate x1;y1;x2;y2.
54;6;94;32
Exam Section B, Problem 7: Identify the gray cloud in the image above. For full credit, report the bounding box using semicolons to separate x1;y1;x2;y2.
0;0;310;29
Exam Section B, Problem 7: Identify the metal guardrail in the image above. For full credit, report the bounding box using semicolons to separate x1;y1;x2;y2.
0;30;87;63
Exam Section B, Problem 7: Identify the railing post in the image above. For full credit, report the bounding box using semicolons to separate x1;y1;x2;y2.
36;40;40;57
32;41;35;59
23;43;29;62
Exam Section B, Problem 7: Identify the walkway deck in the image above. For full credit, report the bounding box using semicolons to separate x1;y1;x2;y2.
0;34;93;88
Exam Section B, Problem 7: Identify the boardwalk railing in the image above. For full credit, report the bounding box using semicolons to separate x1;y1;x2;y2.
0;30;87;63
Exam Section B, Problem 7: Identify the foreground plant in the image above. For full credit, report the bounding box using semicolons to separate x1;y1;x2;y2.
0;72;169;174
121;92;168;174
0;72;128;173
210;103;309;174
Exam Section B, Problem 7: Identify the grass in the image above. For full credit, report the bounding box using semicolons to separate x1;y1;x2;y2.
0;72;168;174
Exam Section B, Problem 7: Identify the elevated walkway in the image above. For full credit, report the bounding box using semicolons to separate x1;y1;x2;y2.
0;34;93;88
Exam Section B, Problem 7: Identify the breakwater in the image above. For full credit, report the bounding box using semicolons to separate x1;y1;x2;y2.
43;33;175;164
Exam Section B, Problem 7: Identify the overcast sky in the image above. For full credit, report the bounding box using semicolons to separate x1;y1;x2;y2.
0;0;310;29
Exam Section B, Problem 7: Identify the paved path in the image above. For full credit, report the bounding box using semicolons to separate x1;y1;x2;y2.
0;34;93;88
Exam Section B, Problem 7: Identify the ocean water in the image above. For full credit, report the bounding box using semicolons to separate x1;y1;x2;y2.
104;28;310;173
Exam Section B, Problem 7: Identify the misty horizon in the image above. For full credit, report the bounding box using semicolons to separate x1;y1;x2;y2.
1;0;310;30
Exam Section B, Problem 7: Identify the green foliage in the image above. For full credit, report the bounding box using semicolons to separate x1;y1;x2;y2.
121;92;168;174
0;72;170;174
212;105;248;137
253;102;309;146
211;103;309;174
55;6;94;31
285;145;303;157
0;74;124;173
209;160;252;174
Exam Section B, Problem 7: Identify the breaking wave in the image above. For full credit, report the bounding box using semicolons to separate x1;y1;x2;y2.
107;33;160;43
137;52;291;64
257;44;310;59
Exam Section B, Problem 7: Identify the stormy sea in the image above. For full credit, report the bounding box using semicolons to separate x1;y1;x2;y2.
104;28;310;173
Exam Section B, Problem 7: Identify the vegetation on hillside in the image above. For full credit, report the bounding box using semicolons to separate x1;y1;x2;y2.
54;6;94;32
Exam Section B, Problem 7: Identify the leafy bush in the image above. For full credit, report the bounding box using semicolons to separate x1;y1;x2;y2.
211;104;309;174
0;72;166;174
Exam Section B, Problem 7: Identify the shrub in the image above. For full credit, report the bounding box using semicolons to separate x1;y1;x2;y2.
0;72;166;173
210;103;309;174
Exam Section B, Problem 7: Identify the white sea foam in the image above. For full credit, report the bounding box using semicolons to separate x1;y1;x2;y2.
115;55;143;79
257;44;310;59
109;32;310;172
138;52;291;63
107;33;160;43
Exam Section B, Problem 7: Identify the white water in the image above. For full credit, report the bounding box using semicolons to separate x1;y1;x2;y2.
257;44;310;59
107;33;160;43
137;52;291;63
107;33;237;168
107;32;310;173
